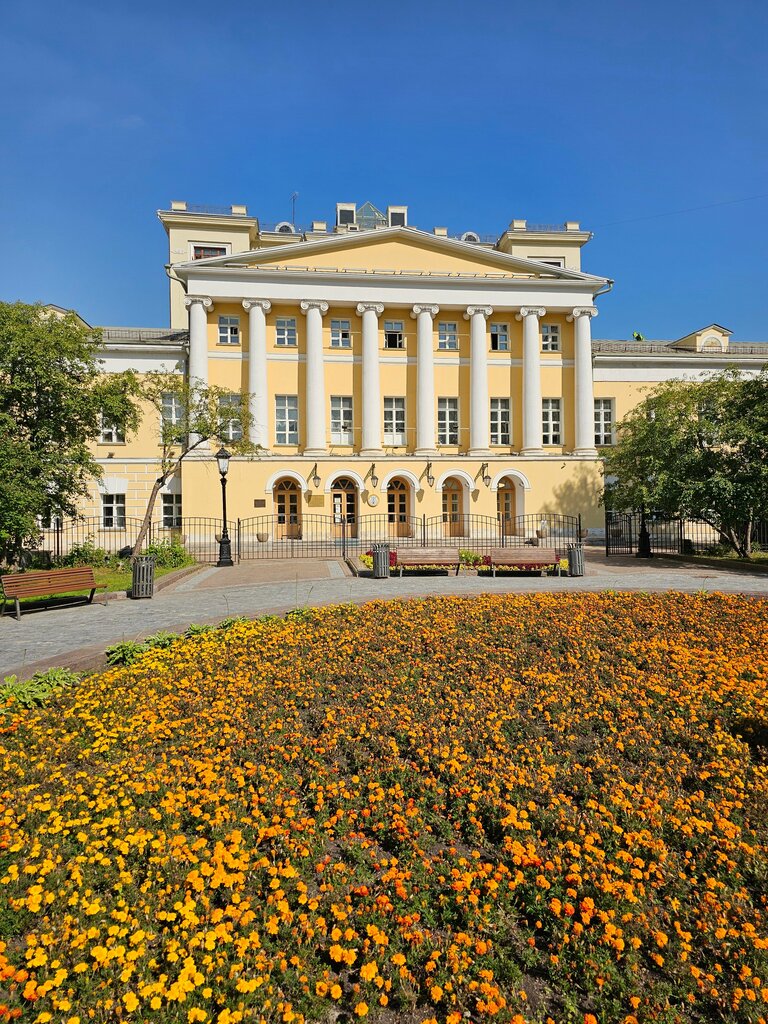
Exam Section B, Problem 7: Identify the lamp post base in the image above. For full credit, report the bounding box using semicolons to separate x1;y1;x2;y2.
216;536;234;567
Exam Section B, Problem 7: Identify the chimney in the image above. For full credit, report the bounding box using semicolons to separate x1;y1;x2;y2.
170;200;187;211
231;204;248;216
433;226;448;236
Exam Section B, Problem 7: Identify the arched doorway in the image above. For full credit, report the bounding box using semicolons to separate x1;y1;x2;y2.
496;478;517;536
441;477;465;537
387;478;411;536
274;479;302;539
331;477;358;538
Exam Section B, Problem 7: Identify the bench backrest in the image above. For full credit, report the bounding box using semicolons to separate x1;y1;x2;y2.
1;566;97;597
489;547;558;563
395;547;461;563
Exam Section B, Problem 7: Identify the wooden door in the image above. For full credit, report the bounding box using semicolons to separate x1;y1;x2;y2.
275;481;301;539
497;484;516;536
442;480;464;537
387;480;410;536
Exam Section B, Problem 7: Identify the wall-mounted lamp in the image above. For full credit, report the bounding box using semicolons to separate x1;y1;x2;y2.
480;462;492;488
369;462;379;489
425;461;435;488
310;462;321;489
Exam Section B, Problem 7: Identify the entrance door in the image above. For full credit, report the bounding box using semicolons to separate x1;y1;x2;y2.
275;480;301;539
441;478;464;537
497;483;516;536
387;479;411;536
331;478;358;538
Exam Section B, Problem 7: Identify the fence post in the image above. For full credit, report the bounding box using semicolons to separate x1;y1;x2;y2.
422;513;426;546
578;513;582;546
237;518;241;562
341;517;347;559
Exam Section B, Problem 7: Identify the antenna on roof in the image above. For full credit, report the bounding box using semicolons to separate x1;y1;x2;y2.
290;191;299;227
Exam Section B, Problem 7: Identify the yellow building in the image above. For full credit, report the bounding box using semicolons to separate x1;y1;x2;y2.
79;200;767;554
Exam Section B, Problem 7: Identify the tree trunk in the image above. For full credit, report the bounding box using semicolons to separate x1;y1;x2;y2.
131;477;164;560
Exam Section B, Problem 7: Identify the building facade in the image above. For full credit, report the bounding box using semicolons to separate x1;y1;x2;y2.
80;200;767;542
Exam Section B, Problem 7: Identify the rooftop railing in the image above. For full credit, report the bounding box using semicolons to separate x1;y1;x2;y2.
593;340;768;355
100;328;189;344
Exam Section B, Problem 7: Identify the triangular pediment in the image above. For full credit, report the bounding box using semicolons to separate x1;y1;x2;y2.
176;226;606;283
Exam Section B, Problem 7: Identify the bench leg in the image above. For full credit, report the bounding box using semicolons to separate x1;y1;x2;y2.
541;569;546;577
15;597;21;621
455;562;460;576
87;587;96;605
399;567;403;578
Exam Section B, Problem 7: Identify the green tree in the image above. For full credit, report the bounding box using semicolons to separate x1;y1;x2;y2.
131;373;256;556
0;302;140;566
603;368;768;557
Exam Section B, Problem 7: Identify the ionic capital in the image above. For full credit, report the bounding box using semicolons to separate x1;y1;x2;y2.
567;306;599;321
356;302;384;316
185;295;214;311
464;305;493;320
515;307;546;321
300;300;329;315
242;299;272;313
411;304;440;319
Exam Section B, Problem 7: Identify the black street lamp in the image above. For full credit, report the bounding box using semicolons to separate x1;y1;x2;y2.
215;447;234;567
636;507;653;558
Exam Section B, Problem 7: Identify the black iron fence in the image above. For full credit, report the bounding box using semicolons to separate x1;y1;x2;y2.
605;511;768;557
34;513;583;564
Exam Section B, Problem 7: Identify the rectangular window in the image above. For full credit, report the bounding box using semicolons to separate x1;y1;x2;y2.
542;398;562;445
218;315;240;345
330;396;353;444
275;395;299;445
490;323;509;351
383;397;406;445
161;493;183;528
99;414;125;444
276;317;297;347
595;399;615;446
384;320;404;350
438;322;458;350
218;394;243;442
160;393;183;429
330;319;352;348
490;398;511;445
437;398;459;445
192;245;227;260
101;493;126;529
542;324;560;352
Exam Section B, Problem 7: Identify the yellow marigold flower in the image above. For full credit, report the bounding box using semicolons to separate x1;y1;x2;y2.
430;985;443;1001
122;993;139;1013
354;1004;368;1017
360;961;378;981
330;984;342;1000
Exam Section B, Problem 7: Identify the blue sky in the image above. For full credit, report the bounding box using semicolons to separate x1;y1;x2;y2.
1;0;766;339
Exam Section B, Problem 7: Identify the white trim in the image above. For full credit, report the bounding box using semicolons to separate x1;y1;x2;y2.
264;469;310;494
378;468;422;494
323;469;367;493
189;241;231;261
159;475;182;495
434;469;477;494
97;475;129;494
489;468;531;492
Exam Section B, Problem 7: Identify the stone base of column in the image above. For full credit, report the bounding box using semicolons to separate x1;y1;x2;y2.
519;447;545;457
414;448;438;457
572;447;599;458
359;448;384;458
468;448;492;458
302;448;328;457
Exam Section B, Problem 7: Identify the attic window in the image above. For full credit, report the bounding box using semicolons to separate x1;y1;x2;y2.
536;258;565;267
275;222;295;234
192;244;227;260
337;206;356;226
701;336;723;352
461;231;480;243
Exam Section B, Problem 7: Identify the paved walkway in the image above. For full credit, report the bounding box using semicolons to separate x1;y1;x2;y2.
2;554;767;679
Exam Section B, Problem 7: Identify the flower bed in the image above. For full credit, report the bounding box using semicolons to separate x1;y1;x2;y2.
1;594;767;1023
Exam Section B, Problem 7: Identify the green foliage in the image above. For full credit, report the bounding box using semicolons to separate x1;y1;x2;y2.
185;623;215;636
142;539;193;568
0;302;141;567
0;667;81;710
105;640;149;667
62;539;113;568
459;548;483;566
604;368;768;557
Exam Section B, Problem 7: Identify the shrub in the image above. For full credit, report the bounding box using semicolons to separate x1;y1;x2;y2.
142;539;193;568
61;538;111;567
0;667;80;710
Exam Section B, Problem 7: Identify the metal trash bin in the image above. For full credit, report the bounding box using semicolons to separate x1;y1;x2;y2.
567;543;584;578
371;543;390;579
131;555;156;599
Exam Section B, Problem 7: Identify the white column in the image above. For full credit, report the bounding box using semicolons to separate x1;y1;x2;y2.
568;306;599;456
411;304;439;454
185;296;213;386
357;302;384;456
465;305;493;455
516;306;545;455
243;299;271;449
300;300;329;455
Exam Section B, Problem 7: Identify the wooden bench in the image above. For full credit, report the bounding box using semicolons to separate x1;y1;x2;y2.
394;547;461;576
488;547;560;577
1;567;106;620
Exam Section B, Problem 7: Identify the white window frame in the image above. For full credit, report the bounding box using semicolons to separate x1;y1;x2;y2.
99;414;125;444
161;493;183;528
160;393;183;430
542;324;560;352
217;315;240;346
383;320;404;350
383;397;406;446
276;317;298;347
330;319;352;348
330;396;354;445
534;257;565;268
490;398;511;446
101;493;126;529
490;323;509;352
437;397;459;445
218;394;243;442
190;242;230;261
438;322;459;350
595;398;615;446
275;395;299;445
542;398;562;446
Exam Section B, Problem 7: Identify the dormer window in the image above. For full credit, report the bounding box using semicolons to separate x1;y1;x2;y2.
192;244;228;260
336;203;356;227
387;206;408;227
